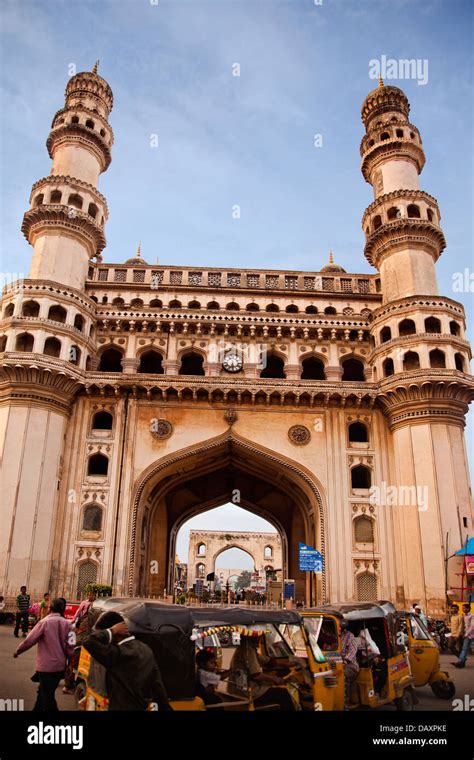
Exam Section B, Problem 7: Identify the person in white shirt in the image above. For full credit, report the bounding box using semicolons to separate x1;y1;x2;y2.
196;649;229;707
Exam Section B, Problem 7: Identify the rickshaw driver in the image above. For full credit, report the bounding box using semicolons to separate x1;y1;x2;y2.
229;636;296;710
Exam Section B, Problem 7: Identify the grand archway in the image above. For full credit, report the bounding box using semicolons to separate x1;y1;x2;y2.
129;431;327;604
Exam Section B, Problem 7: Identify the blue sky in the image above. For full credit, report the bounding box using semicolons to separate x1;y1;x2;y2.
1;0;472;553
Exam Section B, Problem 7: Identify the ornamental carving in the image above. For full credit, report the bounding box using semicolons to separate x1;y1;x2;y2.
150;419;173;440
288;425;311;446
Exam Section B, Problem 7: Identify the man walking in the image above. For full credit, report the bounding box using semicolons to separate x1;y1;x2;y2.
452;604;473;669
14;585;30;638
448;605;465;657
13;598;75;710
82;611;172;710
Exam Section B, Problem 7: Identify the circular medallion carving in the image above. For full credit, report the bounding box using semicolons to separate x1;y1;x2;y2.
288;425;311;445
151;419;173;440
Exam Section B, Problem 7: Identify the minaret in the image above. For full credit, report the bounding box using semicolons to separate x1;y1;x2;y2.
360;78;445;303
0;67;114;600
22;63;113;290
361;81;473;612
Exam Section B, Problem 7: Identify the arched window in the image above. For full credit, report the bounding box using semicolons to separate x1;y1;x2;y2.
398;319;416;336
348;421;368;443
449;321;460;337
50;189;62;203
86;355;92;370
168;299;182;309
21;300;40;318
71;115;80;125
403;351;420;371
68;193;83;210
98;347;123;372
407;204;421;218
33;194;44;207
380;131;390;141
188;300;201;309
387;207;400;220
16;333;34;352
427;208;434;222
226;302;240;311
246;303;259;312
179;352;205;376
429;349;446;368
85;119;95;129
138;350;164;374
44;337;61;358
373;215;382;230
260;354;285;379
357;572;377;602
207;301;220;310
301;356;325;380
264;546;273;558
424;316;441;333
130;298;143;308
112;297;125;307
341;358;365;381
87;453;109;476
286;305;298;313
4;303;14;317
48;304;67;323
196;563;206;579
383;358;394;377
76;560;98;598
92;411;113;430
351;465;371;489
395;129;404;138
0;335;6;352
74;314;85;332
380;326;391;343
68;345;81;365
305;305;318;314
197;543;206;556
354;515;374;543
88;203;98;219
83;505;103;532
455;353;465;372
324;306;336;315
265;304;279;313
150;299;162;308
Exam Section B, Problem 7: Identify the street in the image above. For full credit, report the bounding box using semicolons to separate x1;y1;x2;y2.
0;624;472;712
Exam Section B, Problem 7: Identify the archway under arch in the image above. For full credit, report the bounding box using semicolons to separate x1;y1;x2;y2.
129;432;326;604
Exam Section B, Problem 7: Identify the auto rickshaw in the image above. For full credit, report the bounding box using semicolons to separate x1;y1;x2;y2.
75;598;336;711
397;611;455;699
300;601;417;711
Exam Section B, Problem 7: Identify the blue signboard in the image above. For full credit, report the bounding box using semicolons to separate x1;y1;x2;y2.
299;542;323;572
283;579;295;600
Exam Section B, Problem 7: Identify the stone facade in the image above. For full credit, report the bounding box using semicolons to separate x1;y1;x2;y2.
187;530;282;588
0;71;473;613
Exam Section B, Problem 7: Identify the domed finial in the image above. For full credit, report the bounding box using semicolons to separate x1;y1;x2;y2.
329;250;334;265
378;76;384;88
92;60;100;74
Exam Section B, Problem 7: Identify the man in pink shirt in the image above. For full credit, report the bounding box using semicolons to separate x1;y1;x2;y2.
14;598;75;710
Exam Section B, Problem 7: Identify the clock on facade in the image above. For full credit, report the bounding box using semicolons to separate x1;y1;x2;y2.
222;351;243;373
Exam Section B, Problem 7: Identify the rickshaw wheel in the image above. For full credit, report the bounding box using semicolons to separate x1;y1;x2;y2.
395;688;415;711
430;680;455;700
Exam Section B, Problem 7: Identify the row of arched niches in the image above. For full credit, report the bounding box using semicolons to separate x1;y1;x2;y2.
1;293;469;378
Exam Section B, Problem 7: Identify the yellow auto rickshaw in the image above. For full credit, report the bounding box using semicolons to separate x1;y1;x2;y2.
75;598;335;711
301;601;417;711
397;611;455;699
